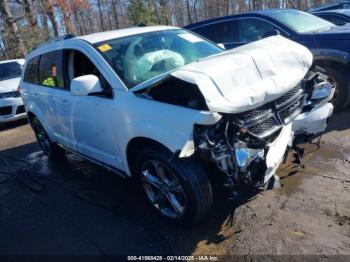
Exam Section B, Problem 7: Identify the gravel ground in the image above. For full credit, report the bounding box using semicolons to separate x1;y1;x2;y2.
0;110;349;257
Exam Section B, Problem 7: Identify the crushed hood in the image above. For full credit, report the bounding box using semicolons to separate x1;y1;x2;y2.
131;36;313;114
0;77;21;93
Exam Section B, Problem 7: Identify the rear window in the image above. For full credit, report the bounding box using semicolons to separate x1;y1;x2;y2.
24;57;39;84
38;50;64;88
0;62;22;81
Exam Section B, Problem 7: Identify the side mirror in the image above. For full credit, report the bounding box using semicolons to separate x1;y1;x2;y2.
263;29;281;38
70;75;103;96
217;43;226;50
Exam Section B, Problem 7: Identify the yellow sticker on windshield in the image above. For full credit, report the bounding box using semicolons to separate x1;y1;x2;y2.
98;44;112;52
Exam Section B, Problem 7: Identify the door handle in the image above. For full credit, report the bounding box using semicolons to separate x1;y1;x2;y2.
53;97;69;104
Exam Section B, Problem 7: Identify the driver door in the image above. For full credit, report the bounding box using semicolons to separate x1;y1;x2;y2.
65;49;122;169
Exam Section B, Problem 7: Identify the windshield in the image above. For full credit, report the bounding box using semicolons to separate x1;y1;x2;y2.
95;29;222;88
268;10;335;33
0;62;22;81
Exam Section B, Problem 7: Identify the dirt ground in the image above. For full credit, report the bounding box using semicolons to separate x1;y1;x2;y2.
0;110;349;257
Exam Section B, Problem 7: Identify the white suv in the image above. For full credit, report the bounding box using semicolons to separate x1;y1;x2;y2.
20;26;333;223
0;59;26;123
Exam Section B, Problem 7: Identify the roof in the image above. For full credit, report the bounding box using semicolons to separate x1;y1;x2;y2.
184;9;293;29
77;25;179;44
0;59;25;65
307;1;350;12
313;8;350;16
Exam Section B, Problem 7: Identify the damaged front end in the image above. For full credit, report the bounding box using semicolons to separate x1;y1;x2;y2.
132;36;333;196
193;80;306;194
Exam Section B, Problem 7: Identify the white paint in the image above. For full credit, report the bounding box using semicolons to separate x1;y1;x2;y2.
265;123;293;183
293;103;334;135
70;75;103;96
172;35;313;113
0;59;26;123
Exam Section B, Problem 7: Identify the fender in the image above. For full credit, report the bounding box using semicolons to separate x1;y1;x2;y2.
311;48;350;67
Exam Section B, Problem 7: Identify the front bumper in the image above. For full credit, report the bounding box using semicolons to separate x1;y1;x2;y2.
0;97;26;123
292;102;333;136
264;123;293;183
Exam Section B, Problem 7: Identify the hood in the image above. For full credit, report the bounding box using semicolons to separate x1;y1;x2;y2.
132;35;313;114
0;77;21;93
309;23;350;40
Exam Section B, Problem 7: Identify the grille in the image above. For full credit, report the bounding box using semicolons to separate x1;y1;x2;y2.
236;104;271;120
276;82;303;108
249;117;280;137
0;106;12;116
16;105;25;115
278;99;302;124
235;81;305;138
0;90;21;99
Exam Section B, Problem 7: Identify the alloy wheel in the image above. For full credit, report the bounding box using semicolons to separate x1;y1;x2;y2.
141;160;187;219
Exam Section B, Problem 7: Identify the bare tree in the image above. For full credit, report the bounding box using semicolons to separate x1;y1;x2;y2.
0;0;26;57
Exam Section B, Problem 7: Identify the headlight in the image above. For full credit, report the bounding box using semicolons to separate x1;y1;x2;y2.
235;142;249;167
234;141;264;168
0;90;21;99
311;82;333;100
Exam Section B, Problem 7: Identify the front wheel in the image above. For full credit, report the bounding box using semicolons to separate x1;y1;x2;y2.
31;117;65;160
136;146;213;224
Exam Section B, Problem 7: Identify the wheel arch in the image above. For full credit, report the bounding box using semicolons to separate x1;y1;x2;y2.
313;58;350;108
126;136;174;176
26;111;36;124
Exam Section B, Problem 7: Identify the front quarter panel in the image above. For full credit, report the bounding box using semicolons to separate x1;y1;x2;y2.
114;90;219;175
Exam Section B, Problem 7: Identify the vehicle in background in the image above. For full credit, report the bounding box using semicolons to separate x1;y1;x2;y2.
307;1;350;12
311;9;350;25
185;9;350;112
0;59;26;123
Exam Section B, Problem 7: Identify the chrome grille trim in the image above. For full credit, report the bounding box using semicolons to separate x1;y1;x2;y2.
234;82;305;139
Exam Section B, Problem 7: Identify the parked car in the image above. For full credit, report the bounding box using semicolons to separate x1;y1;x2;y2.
311;9;350;25
20;27;332;223
0;59;26;123
307;1;350;12
185;9;350;111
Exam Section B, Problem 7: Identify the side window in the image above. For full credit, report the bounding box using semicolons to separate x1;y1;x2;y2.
39;50;64;88
342;4;350;9
192;20;237;43
24;57;39;84
321;15;347;25
66;50;113;98
238;18;276;43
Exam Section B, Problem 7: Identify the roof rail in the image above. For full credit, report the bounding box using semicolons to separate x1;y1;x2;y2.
30;34;75;52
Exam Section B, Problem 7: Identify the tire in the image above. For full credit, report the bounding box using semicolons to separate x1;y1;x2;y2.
136;145;213;224
322;66;349;112
31;117;65;160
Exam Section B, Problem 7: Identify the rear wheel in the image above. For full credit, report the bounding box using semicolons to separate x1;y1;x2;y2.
136;145;213;224
322;66;349;112
31;117;65;160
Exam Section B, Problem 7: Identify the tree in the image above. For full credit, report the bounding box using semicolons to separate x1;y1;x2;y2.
128;0;155;25
0;0;26;57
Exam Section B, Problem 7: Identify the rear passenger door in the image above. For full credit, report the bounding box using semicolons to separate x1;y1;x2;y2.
37;50;75;148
